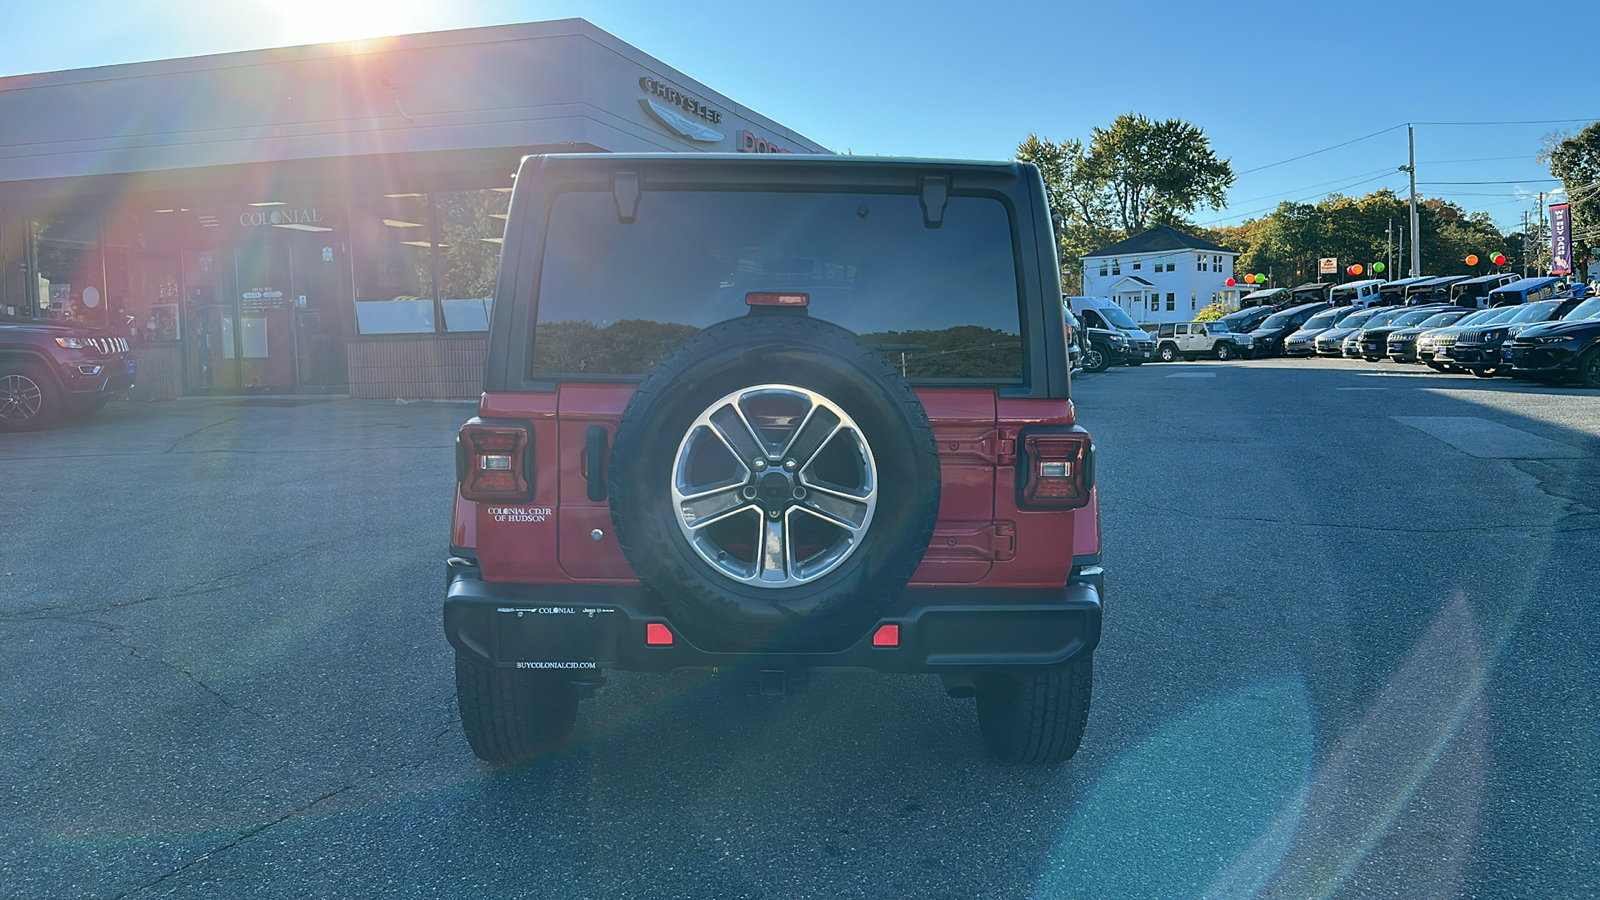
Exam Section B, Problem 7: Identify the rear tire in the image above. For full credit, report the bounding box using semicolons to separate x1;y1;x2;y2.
976;657;1092;765
455;652;579;766
1158;344;1177;363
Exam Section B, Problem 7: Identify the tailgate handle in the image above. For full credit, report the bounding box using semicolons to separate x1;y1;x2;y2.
585;426;609;501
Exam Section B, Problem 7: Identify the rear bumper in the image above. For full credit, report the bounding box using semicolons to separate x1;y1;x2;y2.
444;570;1104;674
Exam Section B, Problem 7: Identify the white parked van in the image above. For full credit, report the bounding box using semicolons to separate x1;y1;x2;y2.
1065;296;1156;365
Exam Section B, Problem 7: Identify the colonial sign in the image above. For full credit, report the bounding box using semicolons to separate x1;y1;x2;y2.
239;208;324;227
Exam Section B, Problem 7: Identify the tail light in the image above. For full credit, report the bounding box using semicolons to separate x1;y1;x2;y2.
1016;427;1094;509
457;419;532;501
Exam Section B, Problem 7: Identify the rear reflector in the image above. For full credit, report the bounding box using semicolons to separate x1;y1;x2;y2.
746;292;809;307
872;624;899;647
645;622;674;646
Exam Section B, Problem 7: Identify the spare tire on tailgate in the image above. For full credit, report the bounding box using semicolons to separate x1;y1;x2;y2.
608;314;941;650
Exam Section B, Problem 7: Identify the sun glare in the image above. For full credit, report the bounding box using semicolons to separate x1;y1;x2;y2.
243;0;441;48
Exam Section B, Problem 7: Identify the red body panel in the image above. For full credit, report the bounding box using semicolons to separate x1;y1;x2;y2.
908;389;995;584
451;492;477;551
465;388;1088;589
474;392;564;583
555;385;636;580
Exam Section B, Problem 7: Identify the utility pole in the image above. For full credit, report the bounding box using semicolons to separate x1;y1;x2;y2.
1522;211;1530;277
1386;218;1393;277
1407;125;1420;276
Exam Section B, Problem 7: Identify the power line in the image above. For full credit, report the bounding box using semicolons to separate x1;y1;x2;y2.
1199;171;1404;226
1417;179;1562;185
1225;167;1396;208
1419;155;1538;164
1233;124;1406;176
1412;117;1600;126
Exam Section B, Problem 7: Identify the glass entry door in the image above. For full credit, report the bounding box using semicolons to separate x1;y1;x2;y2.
233;237;297;390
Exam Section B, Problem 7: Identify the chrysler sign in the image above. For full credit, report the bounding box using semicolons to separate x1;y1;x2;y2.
639;76;724;143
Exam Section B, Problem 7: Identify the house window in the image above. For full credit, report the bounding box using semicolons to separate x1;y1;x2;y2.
1098;261;1107;276
1112;259;1121;275
1166;293;1176;311
1191;292;1197;309
1132;261;1141;270
1214;255;1223;272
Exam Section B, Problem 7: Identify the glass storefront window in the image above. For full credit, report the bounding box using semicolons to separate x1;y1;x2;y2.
435;189;509;332
353;194;436;335
30;214;106;328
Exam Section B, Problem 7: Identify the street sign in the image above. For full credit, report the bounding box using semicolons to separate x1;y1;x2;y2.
1318;257;1338;275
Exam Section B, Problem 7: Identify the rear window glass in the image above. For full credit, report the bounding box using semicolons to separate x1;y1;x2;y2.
530;190;1024;381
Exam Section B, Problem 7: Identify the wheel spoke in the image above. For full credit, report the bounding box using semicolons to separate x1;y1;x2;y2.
781;405;841;468
708;403;766;465
798;483;872;532
678;486;751;530
758;516;787;583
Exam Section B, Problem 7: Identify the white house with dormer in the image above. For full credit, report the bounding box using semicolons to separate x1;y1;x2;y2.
1081;226;1241;327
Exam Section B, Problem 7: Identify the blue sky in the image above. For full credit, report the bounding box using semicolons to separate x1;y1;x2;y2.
3;0;1589;233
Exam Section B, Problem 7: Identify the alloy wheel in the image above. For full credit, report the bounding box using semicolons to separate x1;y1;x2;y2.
671;384;877;588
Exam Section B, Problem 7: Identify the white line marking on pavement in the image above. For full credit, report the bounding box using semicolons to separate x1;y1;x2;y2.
1392;416;1585;459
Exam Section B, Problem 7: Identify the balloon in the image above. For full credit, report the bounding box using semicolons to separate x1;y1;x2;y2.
1373;262;1386;273
1226;277;1236;287
1351;264;1364;276
1254;274;1266;284
1492;253;1506;266
1466;254;1479;266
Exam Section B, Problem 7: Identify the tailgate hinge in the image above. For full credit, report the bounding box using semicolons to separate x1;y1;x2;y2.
935;521;1016;561
996;429;1018;466
987;522;1017;561
941;429;1018;466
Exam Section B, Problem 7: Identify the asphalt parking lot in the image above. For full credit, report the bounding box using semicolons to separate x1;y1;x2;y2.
3;359;1597;899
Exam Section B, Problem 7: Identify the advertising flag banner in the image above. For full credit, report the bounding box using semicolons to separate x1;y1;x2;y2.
1550;203;1572;275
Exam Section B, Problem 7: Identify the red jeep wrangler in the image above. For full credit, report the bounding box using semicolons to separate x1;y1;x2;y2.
445;153;1103;765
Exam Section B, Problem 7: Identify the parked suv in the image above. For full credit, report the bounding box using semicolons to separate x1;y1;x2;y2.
1354;305;1452;361
1387;308;1474;362
1252;302;1331;357
1450;297;1584;377
1507;296;1600;386
1283;305;1366;357
1;321;135;431
445;154;1103;767
1155;320;1246;361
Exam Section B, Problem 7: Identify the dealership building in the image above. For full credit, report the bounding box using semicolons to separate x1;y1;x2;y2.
0;19;827;399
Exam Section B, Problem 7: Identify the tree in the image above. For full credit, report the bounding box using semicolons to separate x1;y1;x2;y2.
1229;190;1517;286
1015;134;1116;292
1544;121;1600;276
1084;114;1235;233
